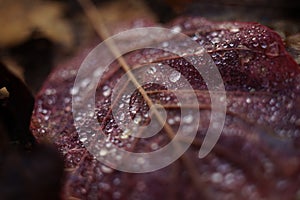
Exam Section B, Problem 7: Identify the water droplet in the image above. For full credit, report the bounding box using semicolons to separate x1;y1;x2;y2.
211;37;220;44
45;89;56;95
171;26;182;33
147;66;157;74
211;31;218;37
211;172;223;183
80;78;90;88
105;142;112;148
174;116;180;122
162;42;169;47
151;143;159;150
40;128;46;134
120;129;131;139
224;173;235;186
113;178;121;185
246;98;251;103
106;128;113;133
75;116;82;121
219;96;226;102
100;149;108;156
80;137;87;143
120;133;128;139
103;85;111;97
230;27;240;33
133;115;142;124
261;43;268;49
168;118;175;125
119;113;125;120
121;128;131;138
183;114;193;124
80;188;87;194
70;87;79;95
169;71;181;83
101;165;113;173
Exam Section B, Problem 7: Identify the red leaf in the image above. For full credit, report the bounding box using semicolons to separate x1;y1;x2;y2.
31;17;300;199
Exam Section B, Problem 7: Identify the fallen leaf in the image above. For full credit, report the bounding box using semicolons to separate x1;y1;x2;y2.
31;17;300;200
0;0;73;49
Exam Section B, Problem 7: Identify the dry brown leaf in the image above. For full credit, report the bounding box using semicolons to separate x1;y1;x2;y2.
94;0;156;33
0;87;9;99
0;0;73;48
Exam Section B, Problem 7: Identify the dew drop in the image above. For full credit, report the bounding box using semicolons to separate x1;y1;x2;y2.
101;165;113;173
171;25;182;33
168;118;175;125
99;149;108;156
211;31;218;37
105;142;112;148
211;37;220;44
133;115;142;124
224;173;235;186
119;113;125;121
113;178;121;185
80;137;87;143
162;42;169;47
230;27;240;33
106;128;113;133
151;143;159;150
120;129;131;139
103;85;111;97
169;71;181;83
261;43;268;49
246;98;251;104
183;114;193;124
211;172;223;183
80;78;91;88
45;89;56;95
147;66;157;74
174;116;180;122
120;133;129;139
70;87;79;95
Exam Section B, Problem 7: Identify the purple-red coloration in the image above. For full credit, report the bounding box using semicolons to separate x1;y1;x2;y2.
31;17;300;199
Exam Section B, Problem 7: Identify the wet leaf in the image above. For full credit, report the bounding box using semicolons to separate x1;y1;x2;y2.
31;17;300;199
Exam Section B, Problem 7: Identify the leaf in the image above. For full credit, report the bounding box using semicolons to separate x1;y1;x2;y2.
31;17;300;199
0;0;73;49
0;62;35;145
0;62;64;200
